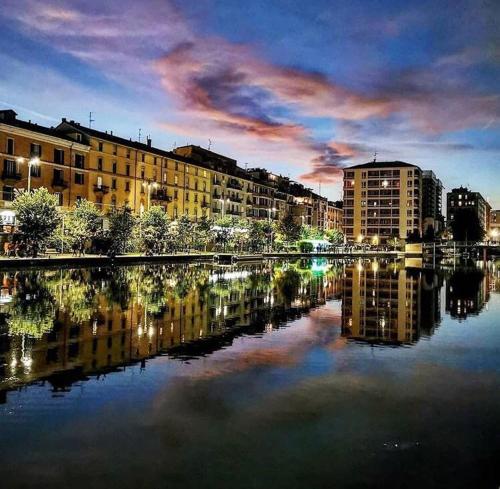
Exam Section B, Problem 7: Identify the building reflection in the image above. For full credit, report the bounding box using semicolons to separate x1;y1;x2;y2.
445;267;490;320
0;260;341;395
341;260;442;345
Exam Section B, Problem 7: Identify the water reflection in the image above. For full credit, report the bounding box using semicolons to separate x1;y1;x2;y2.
0;260;341;394
0;259;497;396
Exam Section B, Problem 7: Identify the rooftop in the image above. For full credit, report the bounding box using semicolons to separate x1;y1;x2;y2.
345;161;419;170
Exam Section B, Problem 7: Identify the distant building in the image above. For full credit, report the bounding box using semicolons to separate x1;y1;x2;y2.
422;170;444;234
446;186;491;233
326;201;343;231
343;161;422;243
490;210;500;236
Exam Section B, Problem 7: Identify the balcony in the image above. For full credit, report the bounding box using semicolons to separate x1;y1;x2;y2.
227;180;243;190
2;170;22;182
52;178;68;190
213;191;222;199
228;195;243;203
151;190;172;203
201;201;210;208
227;209;242;216
93;184;110;194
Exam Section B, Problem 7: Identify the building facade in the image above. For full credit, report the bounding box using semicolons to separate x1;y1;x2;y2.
343;161;422;243
490;210;500;238
326;201;343;231
1;107;343;231
446;186;491;234
422;170;444;234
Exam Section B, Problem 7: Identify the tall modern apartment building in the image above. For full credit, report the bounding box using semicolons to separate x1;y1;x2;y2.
343;161;422;243
446;186;491;233
422;170;443;234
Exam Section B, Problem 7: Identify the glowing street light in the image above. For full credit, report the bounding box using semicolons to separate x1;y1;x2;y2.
17;156;40;192
143;180;159;210
357;234;364;243
490;229;499;243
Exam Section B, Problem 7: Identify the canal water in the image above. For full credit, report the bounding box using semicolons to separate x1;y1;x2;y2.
0;259;499;488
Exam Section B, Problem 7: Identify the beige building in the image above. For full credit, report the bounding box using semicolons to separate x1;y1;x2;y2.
343;161;422;243
327;201;343;231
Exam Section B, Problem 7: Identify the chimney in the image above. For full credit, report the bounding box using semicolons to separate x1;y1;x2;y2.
62;117;67;122
110;130;113;135
147;137;152;147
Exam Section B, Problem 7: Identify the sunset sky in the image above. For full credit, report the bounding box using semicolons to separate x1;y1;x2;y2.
1;0;499;205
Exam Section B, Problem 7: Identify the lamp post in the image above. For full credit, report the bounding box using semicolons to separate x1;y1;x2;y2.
16;157;40;192
143;180;159;210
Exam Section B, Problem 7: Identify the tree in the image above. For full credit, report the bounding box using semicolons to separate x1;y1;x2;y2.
107;206;135;256
139;205;170;254
176;215;194;251
192;215;213;251
325;228;344;245
449;208;485;242
13;188;60;257
423;225;435;242
58;199;102;254
275;210;301;247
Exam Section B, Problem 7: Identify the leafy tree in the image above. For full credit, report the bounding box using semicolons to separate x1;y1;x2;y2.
325;228;344;244
139;205;170;254
275;210;301;247
449;208;485;242
387;235;401;250
107;206;135;256
56;199;102;254
193;215;213;251
423;225;435;242
176;215;193;251
13;188;60;257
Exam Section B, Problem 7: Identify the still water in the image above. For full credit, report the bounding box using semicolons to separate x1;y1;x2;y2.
0;259;499;488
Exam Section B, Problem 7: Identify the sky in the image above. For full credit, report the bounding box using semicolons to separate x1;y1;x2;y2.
0;0;499;205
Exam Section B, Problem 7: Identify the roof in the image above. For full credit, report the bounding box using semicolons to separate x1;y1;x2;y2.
0;111;82;144
345;161;419;170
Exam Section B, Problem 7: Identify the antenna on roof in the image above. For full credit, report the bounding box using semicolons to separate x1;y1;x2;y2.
208;138;212;151
173;141;177;150
138;128;142;143
89;111;95;128
373;151;377;163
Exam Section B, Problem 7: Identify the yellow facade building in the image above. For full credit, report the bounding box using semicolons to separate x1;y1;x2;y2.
343;161;422;243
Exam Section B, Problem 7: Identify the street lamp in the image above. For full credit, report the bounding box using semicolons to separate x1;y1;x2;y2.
490;229;499;244
16;156;40;192
142;180;159;210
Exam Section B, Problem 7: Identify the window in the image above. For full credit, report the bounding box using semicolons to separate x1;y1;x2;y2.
3;159;17;176
75;173;84;185
30;143;42;157
6;138;14;155
31;165;41;178
126;164;130;176
111;195;117;208
98;141;103;152
125;181;130;192
54;149;65;164
76;133;82;142
141;153;145;162
154;157;157;165
113;144;117;156
174;189;178;200
112;178;117;190
126;149;130;159
3;185;14;201
174;175;178;185
175;161;178;171
98;158;103;171
185;191;189;201
96;176;103;188
112;162;117;174
54;192;63;206
53;168;64;183
141;167;145;179
74;154;85;169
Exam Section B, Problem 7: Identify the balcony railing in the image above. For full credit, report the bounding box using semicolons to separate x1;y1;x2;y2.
151;191;172;202
227;180;243;190
52;178;68;189
93;184;110;194
2;170;22;181
228;195;243;203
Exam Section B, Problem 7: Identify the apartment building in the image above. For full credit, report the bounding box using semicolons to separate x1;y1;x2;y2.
446;186;491;233
56;122;212;220
490;210;500;236
422;170;444;234
326;201;343;231
0;109;90;223
175;146;252;220
343;161;422;243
